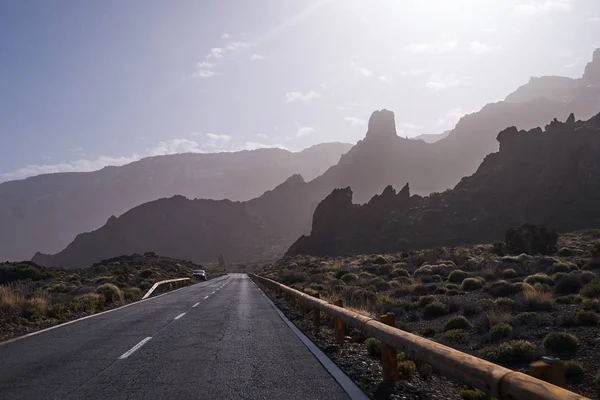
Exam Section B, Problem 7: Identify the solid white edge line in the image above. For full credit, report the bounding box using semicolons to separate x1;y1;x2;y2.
118;337;152;360
174;313;186;320
0;275;231;347
249;276;369;400
192;302;200;308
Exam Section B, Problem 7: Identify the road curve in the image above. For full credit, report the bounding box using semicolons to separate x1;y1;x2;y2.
0;274;350;400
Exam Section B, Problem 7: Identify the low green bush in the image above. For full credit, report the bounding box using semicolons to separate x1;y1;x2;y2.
448;270;468;283
461;278;483;291
495;298;516;309
580;280;600;298
524;273;554;286
418;295;436;307
489;323;512;341
70;293;101;314
364;338;381;357
594;371;600;390
440;329;469;344
576;310;600;326
502;269;517;279
563;361;584;381
542;332;579;352
124;287;142;302
96;283;124;305
423;302;448;318
420;327;436;337
398;360;417;378
443;316;471;332
341;273;359;283
481;340;536;364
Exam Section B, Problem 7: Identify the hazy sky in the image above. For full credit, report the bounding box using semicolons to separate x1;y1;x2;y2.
1;0;600;181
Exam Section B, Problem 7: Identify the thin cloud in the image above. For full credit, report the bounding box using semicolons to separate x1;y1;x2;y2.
149;139;203;156
1;155;141;180
205;133;232;142
194;70;217;78
350;61;373;77
296;126;316;137
399;69;426;77
256;133;269;139
405;40;460;55
426;73;472;91
285;90;319;103
344;117;366;127
469;41;494;55
379;75;392;83
251;53;265;60
221;33;230;39
514;0;572;16
590;16;600;23
208;47;224;59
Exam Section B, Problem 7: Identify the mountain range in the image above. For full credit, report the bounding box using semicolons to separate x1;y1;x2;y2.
0;143;352;261
18;48;600;267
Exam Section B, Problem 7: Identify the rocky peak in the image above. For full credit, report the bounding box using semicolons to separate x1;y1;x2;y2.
365;109;397;139
582;48;600;85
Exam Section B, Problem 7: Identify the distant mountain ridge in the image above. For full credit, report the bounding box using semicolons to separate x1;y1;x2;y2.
0;142;352;261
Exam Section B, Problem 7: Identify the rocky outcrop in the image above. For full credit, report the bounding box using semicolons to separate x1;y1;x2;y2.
287;112;600;257
582;48;600;85
365;109;397;139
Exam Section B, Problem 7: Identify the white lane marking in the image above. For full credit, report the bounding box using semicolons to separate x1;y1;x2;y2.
204;295;210;299
174;313;186;320
192;302;200;308
119;337;152;360
211;291;216;294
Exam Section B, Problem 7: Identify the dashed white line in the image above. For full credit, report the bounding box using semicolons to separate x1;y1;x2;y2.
192;302;200;308
118;337;152;360
174;313;186;320
211;291;216;294
204;295;210;299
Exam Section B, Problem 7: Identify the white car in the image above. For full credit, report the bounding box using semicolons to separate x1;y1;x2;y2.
193;269;207;281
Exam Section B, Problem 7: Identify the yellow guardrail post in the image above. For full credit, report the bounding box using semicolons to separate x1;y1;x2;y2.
380;313;399;382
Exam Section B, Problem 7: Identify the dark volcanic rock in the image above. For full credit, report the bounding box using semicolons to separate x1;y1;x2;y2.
287;113;600;257
365;109;397;139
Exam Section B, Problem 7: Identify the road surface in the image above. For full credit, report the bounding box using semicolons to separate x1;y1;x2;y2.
0;274;350;400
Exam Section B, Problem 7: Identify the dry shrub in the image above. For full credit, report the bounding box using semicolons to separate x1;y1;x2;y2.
0;284;25;311
522;288;553;311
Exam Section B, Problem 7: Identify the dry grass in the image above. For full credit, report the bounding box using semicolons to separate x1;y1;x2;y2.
0;283;25;311
487;311;513;327
522;288;553;310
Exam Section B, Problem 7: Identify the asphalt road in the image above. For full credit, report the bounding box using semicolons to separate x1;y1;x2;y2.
0;274;350;400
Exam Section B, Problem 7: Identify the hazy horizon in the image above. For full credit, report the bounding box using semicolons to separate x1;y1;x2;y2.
2;0;600;182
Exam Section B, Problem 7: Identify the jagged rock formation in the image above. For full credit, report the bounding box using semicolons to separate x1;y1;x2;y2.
286;113;600;257
0;143;352;261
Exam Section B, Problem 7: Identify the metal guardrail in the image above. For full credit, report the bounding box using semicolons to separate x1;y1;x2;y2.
142;278;190;299
250;274;588;400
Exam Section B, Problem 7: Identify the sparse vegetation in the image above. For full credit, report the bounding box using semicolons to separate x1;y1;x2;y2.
444;316;471;331
564;361;585;381
460;388;492;400
481;340;536;364
398;360;417;378
576;310;600;326
261;230;600;398
489;323;512;341
543;332;579;352
461;278;483;291
448;270;468;283
364;338;381;357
